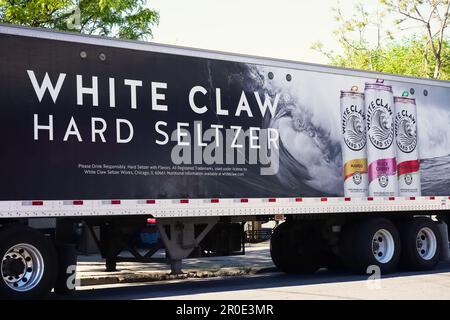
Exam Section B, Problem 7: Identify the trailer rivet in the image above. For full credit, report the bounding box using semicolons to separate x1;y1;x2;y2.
410;88;415;95
99;53;106;61
286;74;292;82
268;72;274;80
423;89;428;96
80;51;88;59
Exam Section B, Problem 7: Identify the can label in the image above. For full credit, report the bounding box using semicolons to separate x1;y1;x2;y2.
366;98;395;150
368;158;397;187
365;82;397;196
344;158;368;182
340;90;368;197
394;97;421;196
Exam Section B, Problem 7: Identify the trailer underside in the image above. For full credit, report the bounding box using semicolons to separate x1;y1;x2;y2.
0;209;448;299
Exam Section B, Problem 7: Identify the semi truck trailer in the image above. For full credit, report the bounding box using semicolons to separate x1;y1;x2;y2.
0;23;449;299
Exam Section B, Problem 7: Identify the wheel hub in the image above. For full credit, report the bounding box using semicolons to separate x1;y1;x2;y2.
372;229;395;264
1;244;44;292
416;227;437;260
2;257;26;279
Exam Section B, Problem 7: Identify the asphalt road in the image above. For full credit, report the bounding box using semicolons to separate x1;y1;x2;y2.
58;261;450;300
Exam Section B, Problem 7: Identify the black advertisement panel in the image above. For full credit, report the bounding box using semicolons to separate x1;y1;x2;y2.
0;33;449;200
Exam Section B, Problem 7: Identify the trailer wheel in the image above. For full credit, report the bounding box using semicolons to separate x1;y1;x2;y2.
344;218;401;274
270;222;291;272
399;217;441;271
0;225;57;299
338;222;356;269
270;222;321;274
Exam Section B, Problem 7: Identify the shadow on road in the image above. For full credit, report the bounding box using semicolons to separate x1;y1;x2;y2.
56;261;450;300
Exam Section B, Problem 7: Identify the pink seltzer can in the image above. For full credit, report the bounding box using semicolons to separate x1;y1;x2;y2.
365;80;398;197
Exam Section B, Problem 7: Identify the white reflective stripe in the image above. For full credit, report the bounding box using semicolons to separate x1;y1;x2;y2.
21;201;44;206
101;200;121;205
63;200;83;205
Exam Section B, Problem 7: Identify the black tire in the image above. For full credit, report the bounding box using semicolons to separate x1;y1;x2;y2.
270;222;291;272
341;218;401;274
338;222;357;269
0;225;58;299
399;217;441;271
270;222;321;274
321;249;345;271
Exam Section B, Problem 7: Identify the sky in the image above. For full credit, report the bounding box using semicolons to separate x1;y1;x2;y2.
147;0;388;65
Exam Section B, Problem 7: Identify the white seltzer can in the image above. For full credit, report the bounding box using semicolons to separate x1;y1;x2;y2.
365;81;398;197
394;96;421;196
340;90;368;197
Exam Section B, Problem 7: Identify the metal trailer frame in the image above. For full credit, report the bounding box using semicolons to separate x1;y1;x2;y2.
1;23;450;219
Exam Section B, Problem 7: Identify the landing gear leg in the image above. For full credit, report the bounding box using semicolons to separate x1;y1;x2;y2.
157;218;218;274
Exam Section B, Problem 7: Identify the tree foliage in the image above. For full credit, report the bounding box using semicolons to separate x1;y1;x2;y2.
313;0;450;80
0;0;159;40
323;36;450;79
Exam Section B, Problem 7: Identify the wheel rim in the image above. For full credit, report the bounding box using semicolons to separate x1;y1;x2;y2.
1;243;44;292
372;229;395;264
416;227;437;261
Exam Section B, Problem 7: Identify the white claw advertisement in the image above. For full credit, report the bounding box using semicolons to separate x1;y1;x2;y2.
340;89;368;197
394;96;421;196
365;81;398;197
0;32;449;200
339;82;423;198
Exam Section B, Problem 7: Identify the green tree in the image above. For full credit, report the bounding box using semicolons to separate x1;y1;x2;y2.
324;36;449;80
0;0;159;40
312;0;449;80
381;0;449;78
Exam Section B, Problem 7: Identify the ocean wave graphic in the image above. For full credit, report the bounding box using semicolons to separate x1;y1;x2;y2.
420;155;450;196
371;108;392;142
266;93;343;196
346;114;365;144
397;119;416;149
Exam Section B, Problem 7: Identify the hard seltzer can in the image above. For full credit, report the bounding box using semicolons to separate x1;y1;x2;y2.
340;88;368;197
394;96;421;196
365;80;397;197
